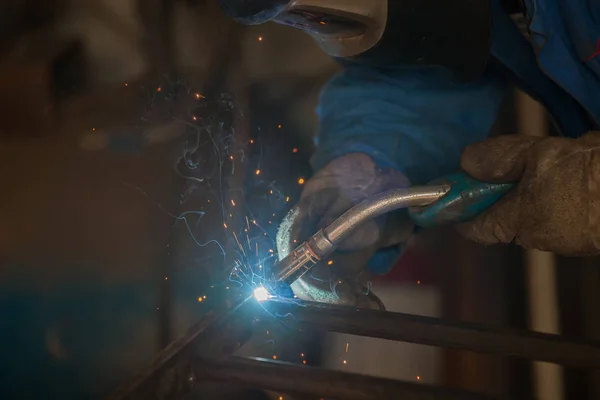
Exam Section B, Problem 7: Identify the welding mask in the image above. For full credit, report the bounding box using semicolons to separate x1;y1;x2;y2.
218;0;492;81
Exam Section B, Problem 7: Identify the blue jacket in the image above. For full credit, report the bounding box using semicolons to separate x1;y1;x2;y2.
313;0;600;273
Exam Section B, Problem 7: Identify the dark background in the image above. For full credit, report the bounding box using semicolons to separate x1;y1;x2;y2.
0;1;598;399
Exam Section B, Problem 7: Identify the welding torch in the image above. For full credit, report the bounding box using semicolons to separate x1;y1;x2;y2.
270;172;514;287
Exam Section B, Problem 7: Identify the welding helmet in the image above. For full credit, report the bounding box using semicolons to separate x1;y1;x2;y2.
218;0;492;81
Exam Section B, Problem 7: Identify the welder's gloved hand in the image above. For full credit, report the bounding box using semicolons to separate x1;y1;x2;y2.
458;133;600;256
276;153;413;308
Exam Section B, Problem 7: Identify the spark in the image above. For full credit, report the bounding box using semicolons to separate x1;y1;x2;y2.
256;169;261;175
194;93;204;99
417;376;421;380
258;36;263;41
230;155;234;160
286;196;290;202
223;223;228;229
269;190;273;195
272;355;277;360
253;287;270;302
298;178;305;185
124;82;128;86
192;116;197;121
292;148;298;153
345;343;349;353
343;360;347;365
302;360;306;364
417;280;421;285
157;87;162;92
233;232;246;256
164;277;168;280
327;260;334;266
277;124;282;129
250;139;254;144
92;127;96;131
300;353;304;357
231;199;236;206
197;297;203;302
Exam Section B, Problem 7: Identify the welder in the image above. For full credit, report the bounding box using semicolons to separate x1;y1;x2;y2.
218;0;600;291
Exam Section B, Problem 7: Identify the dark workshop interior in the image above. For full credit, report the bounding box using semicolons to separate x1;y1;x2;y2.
1;1;600;400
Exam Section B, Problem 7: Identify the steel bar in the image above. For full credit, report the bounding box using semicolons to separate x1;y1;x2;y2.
109;293;254;400
261;299;600;368
193;356;498;400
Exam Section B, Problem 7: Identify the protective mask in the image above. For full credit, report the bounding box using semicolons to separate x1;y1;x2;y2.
219;0;492;81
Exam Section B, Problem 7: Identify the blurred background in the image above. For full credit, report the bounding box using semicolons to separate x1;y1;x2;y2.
0;1;599;399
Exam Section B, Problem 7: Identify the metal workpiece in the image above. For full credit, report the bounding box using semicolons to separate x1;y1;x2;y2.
261;299;600;369
110;288;600;400
193;356;496;400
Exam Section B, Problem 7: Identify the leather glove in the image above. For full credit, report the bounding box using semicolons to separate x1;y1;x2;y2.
458;133;600;256
276;153;413;307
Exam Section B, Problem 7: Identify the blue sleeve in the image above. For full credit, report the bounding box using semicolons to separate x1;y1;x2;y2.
313;64;509;185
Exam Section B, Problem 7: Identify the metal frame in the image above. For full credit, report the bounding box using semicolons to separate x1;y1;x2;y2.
109;292;600;400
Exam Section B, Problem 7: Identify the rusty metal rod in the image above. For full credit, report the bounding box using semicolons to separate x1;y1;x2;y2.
194;356;498;400
261;299;600;368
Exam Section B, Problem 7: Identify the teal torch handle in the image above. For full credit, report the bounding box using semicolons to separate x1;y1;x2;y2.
408;172;516;229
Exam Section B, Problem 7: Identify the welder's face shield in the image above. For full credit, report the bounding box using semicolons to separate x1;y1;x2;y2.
268;1;387;59
219;0;492;81
219;0;386;57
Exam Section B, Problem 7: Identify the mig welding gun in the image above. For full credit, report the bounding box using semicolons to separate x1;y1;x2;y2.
270;172;514;288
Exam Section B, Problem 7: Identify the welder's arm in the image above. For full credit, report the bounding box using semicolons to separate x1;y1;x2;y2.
277;64;509;304
309;64;508;275
313;63;508;185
